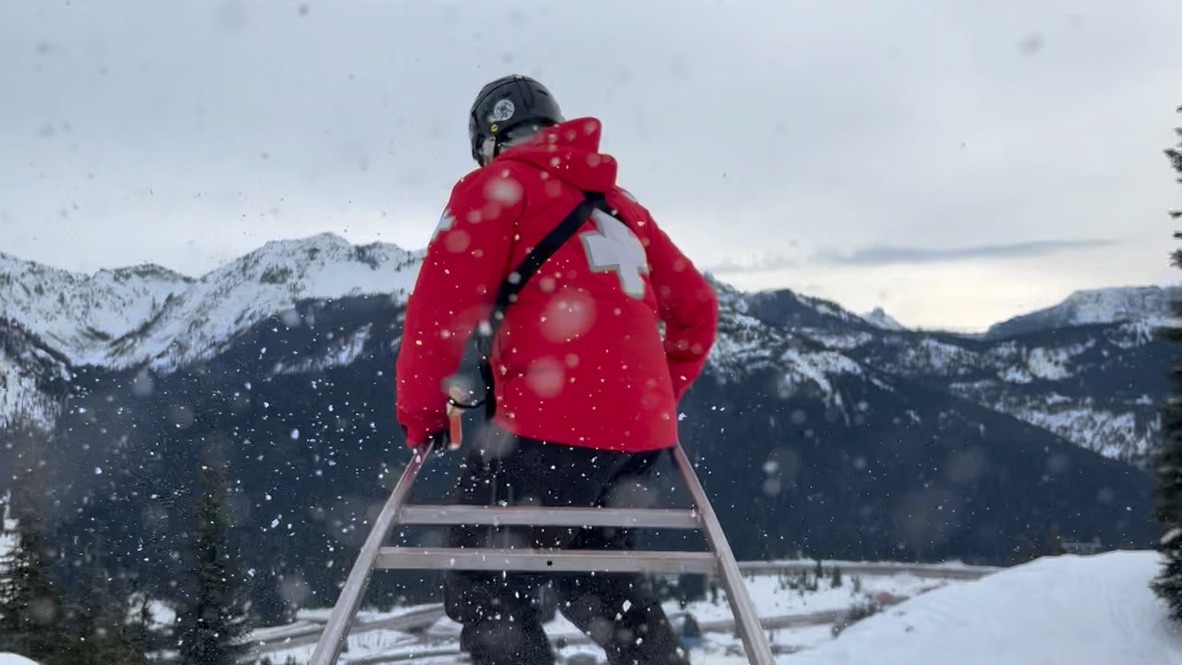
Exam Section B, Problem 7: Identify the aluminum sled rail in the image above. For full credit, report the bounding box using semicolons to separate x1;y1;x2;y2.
307;444;775;665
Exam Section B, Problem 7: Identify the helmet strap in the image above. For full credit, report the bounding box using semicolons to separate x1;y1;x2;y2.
476;120;557;167
477;135;499;167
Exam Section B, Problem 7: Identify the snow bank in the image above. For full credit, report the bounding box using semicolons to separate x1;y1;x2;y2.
787;551;1182;665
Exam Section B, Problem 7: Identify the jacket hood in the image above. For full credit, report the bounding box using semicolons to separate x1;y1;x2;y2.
495;117;618;193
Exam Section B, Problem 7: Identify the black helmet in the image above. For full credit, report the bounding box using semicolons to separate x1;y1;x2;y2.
469;75;564;166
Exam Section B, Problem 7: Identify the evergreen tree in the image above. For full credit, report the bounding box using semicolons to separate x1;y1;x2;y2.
1153;105;1182;621
176;463;253;665
0;499;64;660
121;588;169;662
66;531;149;665
0;425;74;663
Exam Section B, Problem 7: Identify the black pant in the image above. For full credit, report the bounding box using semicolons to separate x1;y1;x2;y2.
441;429;691;665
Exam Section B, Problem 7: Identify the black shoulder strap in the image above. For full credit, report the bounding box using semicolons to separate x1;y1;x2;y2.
489;191;608;330
467;191;609;416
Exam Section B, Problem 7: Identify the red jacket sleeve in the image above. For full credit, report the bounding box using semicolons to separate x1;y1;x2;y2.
642;216;719;402
395;169;523;445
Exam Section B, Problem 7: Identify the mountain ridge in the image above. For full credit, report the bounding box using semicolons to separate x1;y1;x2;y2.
0;238;1167;622
984;284;1180;340
3;234;1174;368
861;306;907;331
1;234;421;371
3;287;1153;623
0;234;1173;465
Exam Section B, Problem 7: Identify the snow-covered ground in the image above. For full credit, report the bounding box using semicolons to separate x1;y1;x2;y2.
3;551;1178;664
252;564;952;664
247;551;1180;665
789;550;1182;665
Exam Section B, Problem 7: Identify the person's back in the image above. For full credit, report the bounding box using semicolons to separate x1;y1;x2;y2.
396;89;717;453
395;75;717;665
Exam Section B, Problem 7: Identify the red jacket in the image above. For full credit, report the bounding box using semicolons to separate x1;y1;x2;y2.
395;117;718;453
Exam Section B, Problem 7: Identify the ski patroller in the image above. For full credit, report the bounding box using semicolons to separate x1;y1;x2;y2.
307;439;776;664
328;74;747;662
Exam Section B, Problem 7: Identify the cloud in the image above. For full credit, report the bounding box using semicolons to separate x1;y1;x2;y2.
1;0;1180;328
704;253;806;274
706;239;1118;273
818;239;1120;267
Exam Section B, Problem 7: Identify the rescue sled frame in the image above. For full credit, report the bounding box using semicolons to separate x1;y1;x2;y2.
307;442;775;664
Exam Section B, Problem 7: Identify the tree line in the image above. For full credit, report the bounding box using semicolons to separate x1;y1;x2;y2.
0;424;252;665
1154;104;1182;621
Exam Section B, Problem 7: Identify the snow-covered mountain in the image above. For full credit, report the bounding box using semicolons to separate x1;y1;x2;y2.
0;234;1173;466
848;318;1167;464
0;235;421;429
984;285;1179;340
704;279;1168;465
0;251;191;363
0;233;420;432
860;306;907;331
1;234;1164;622
0;234;421;372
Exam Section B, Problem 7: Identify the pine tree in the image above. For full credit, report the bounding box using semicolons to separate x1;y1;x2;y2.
1152;105;1182;621
0;501;64;660
67;531;149;665
0;426;73;663
176;463;253;665
125;589;165;661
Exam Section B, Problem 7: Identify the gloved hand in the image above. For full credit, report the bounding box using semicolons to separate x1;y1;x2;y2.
399;392;466;452
400;424;450;452
423;428;455;453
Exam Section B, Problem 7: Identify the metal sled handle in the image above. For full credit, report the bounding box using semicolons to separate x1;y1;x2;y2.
306;443;775;664
307;446;431;665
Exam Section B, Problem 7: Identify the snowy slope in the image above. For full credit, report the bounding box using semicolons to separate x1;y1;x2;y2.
248;554;1180;664
860;307;907;331
105;234;421;372
949;384;1157;462
0;342;62;431
723;284;1170;465
0;234;422;372
853;321;1165;465
0;318;72;431
0;251;192;364
251;564;985;664
708;281;865;406
788;551;1182;665
985;285;1179;339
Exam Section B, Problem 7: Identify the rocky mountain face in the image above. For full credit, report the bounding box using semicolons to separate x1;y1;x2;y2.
739;286;1173;467
0;235;1171;622
983;286;1177;340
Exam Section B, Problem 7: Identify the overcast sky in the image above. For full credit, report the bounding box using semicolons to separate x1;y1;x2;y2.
2;0;1181;331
